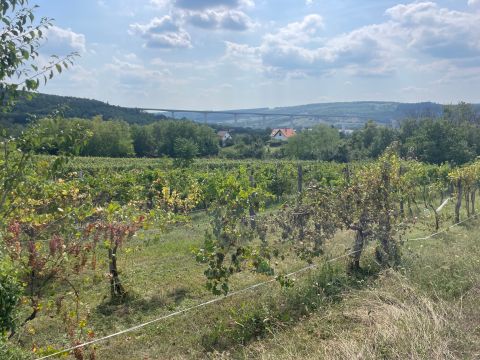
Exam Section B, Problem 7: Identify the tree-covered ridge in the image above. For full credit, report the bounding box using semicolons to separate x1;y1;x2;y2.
2;92;480;130
6;102;479;164
0;92;165;126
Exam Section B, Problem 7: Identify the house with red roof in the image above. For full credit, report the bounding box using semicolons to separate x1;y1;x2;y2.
270;128;296;141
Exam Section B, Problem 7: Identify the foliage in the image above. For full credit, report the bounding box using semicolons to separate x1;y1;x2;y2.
0;92;165;126
81;116;134;157
285;124;341;161
0;336;28;360
219;133;266;159
133;119;219;158
196;167;273;295
173;137;198;168
0;258;22;334
0;0;76;108
347;121;397;161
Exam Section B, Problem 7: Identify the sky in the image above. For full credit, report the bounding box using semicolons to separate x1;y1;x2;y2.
33;0;480;110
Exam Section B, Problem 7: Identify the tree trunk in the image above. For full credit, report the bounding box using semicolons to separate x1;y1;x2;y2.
465;190;471;217
109;246;126;300
313;222;323;254
455;180;463;223
471;189;476;214
429;204;440;231
348;230;364;273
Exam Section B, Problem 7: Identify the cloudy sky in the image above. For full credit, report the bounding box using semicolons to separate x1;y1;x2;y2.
35;0;480;109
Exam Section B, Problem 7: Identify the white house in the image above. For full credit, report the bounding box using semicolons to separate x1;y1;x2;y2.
217;130;232;146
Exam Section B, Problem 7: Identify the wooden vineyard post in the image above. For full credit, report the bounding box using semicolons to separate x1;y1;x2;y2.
455;179;463;223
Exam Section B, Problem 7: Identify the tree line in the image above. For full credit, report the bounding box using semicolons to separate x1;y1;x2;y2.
285;102;480;166
3;102;479;165
33;116;220;158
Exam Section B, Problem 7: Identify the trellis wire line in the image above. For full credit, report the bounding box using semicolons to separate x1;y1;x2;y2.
34;213;479;360
406;213;478;242
34;249;359;360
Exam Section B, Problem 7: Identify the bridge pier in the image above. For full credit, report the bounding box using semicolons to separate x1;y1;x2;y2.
234;113;238;125
171;111;175;119
290;115;294;128
203;112;208;124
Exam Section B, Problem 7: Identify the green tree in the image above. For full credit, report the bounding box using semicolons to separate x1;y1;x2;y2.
402;118;475;165
285;124;340;160
0;259;21;334
34;115;92;155
1;0;76;108
131;124;155;157
82;116;135;157
173;137;198;167
347;121;398;160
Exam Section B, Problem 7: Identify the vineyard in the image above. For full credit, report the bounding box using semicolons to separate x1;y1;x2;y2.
1;136;480;359
1;0;479;358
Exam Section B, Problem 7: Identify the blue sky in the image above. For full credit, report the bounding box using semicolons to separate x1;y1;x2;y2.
35;0;480;109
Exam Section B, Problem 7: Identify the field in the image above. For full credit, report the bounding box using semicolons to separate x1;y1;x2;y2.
2;155;480;359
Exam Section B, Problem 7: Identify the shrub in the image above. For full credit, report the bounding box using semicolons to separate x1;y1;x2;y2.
0;259;22;334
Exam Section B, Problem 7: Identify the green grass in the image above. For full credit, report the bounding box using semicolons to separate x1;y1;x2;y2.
239;218;480;359
12;206;480;359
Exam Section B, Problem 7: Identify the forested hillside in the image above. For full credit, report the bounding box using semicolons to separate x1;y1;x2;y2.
178;101;480;128
3;93;480;130
0;92;165;126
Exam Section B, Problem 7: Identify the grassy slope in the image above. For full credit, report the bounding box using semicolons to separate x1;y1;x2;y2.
21;209;480;359
240;221;480;359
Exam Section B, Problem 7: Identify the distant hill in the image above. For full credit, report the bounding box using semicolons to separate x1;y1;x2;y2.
0;93;165;126
178;101;479;129
1;94;478;130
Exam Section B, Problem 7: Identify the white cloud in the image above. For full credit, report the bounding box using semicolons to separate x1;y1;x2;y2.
106;56;178;89
224;3;480;78
151;0;254;9
186;9;254;30
264;14;324;44
174;0;253;10
468;0;480;6
385;2;480;58
223;41;264;71
43;26;87;55
150;0;255;31
129;16;192;48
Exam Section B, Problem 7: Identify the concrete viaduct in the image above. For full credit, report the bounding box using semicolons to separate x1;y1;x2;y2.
140;108;372;127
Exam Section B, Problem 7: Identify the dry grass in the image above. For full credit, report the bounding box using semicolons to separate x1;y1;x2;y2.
235;218;480;360
239;272;479;360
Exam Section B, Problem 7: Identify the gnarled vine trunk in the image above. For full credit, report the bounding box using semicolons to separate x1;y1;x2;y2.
109;246;126;300
471;189;476;214
465;190;471;217
348;229;364;273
